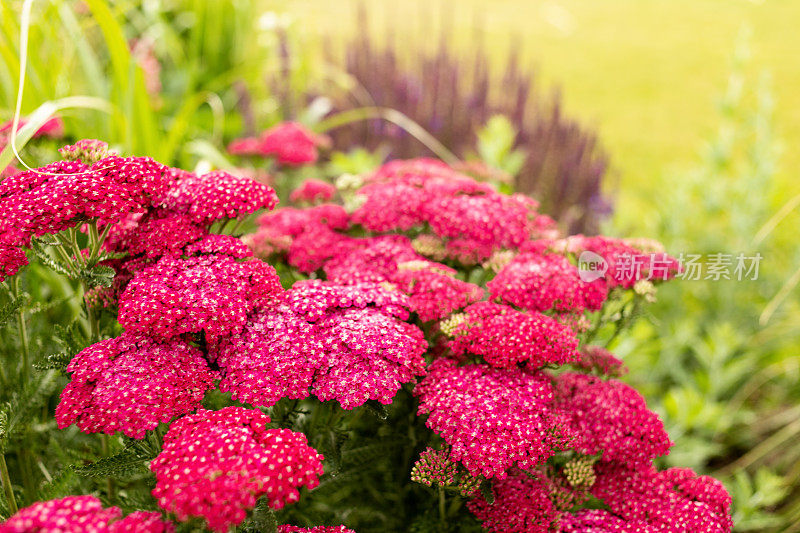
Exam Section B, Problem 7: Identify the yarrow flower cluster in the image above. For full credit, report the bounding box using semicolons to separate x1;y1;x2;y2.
415;359;571;479
444;302;580;369
555;373;672;467
0;155;170;247
228;122;329;166
210;281;428;409
567;462;734;532
348;158;558;263
487;251;608;313
0;495;172;533
150;407;324;532
521;235;681;288
55;333;217;438
0;142;732;533
290;179;336;204
466;471;558;533
118;236;281;341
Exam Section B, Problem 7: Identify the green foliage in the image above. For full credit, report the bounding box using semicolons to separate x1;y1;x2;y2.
475;115;527;178
72;440;157;480
614;36;800;530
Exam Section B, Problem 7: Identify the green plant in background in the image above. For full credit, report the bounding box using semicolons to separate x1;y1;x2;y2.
0;0;301;168
612;33;800;531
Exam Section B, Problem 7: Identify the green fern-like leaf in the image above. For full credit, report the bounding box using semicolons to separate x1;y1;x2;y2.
72;445;153;480
0;402;10;453
29;240;73;277
33;351;74;372
5;371;60;440
79;265;115;288
0;295;26;325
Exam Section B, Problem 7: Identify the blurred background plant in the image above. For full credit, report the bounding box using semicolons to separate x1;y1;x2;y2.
612;32;800;531
314;12;610;234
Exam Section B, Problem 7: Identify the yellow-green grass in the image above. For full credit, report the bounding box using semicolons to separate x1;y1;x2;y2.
272;0;800;233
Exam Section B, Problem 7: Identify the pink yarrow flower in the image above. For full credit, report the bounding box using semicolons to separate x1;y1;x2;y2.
0;496;172;533
555;373;672;467
150;407;324;532
415;359;572;479
210;281;428;409
290;179;336;204
445;302;580;369
118;236;282;341
466;471;558;533
55;333;218;438
487;251;608;313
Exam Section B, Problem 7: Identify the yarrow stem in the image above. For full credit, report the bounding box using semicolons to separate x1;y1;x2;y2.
11;277;29;384
0;453;17;514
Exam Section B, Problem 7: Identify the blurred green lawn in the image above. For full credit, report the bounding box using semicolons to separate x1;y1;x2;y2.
275;0;800;231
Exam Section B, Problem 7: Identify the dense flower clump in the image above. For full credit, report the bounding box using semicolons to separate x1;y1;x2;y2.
290;178;336;204
487;251;607;313
571;463;734;532
150;407;324;532
118;237;282;341
0;156;170;247
228;122;328;166
55;333;218;438
0;496;172;533
466;472;558;533
348;158;558;263
443;302;580;368
0;143;731;533
277;527;355;533
210;281;428;409
415;359;571;479
160;169;278;224
555;373;672;466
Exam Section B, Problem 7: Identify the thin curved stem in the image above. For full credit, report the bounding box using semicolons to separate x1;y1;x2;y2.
315;106;459;165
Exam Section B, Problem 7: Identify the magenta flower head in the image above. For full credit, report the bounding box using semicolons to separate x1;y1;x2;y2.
257;121;328;166
290;179;336;204
102;211;207;259
349;158;558;263
211;281;428;409
227;136;262;156
0;153;169;245
150;407;324;532
0;232;27;282
118;235;282;341
555;373;672;467
551;235;681;288
277;527;355;533
108;511;174;532
0;496;171;533
466;471;558;533
575;345;628;377
392;266;485;322
0;496;120;533
444;302;579;369
0;116;64;140
487;251;608;313
55;333;218;439
586;462;733;532
160;169;278;225
415;359;572;479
